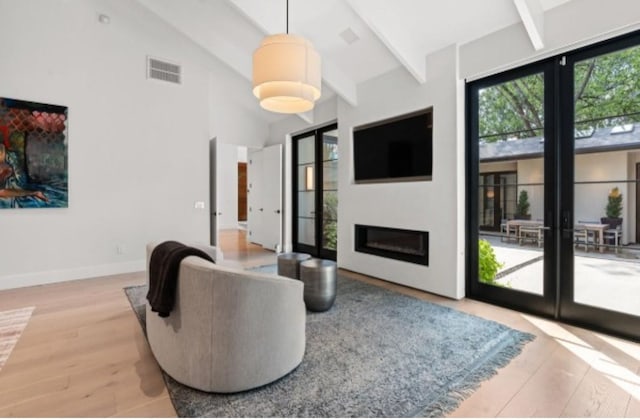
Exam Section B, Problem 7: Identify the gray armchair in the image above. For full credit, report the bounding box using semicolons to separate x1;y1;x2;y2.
145;243;306;393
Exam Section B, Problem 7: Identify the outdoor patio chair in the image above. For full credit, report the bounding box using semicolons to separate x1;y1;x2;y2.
500;219;518;242
519;225;543;247
603;225;622;253
574;222;596;252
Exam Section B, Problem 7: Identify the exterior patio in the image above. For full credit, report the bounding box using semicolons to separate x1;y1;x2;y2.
480;232;640;317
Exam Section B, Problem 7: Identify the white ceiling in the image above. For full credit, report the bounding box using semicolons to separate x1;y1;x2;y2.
135;0;572;121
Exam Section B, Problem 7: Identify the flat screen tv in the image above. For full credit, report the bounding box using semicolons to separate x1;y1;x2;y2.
353;108;432;183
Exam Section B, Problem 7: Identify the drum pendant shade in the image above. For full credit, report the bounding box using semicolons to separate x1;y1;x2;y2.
252;33;321;114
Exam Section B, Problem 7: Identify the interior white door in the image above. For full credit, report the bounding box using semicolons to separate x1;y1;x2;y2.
262;144;283;251
247;149;264;245
216;142;239;230
209;138;218;247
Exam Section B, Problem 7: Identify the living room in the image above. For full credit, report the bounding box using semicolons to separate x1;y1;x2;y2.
1;0;639;417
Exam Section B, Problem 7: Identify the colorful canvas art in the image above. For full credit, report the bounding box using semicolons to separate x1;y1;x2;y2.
0;97;68;208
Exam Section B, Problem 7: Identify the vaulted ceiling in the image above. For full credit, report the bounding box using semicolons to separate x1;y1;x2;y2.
135;0;572;121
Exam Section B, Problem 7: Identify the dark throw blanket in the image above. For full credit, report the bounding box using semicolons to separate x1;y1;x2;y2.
147;241;215;317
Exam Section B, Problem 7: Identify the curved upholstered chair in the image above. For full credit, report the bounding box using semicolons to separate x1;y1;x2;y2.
145;242;306;393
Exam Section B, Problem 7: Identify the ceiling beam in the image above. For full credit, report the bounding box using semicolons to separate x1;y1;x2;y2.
513;0;545;51
346;0;425;84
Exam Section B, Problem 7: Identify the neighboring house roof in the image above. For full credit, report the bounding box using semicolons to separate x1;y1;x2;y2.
479;124;640;162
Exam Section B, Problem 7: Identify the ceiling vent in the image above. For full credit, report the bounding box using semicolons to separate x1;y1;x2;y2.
147;56;181;84
339;28;359;45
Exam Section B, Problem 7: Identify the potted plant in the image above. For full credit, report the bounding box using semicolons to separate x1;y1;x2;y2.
515;190;531;220
601;187;623;229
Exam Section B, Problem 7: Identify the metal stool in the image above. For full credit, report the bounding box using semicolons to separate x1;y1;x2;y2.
299;259;337;312
277;252;311;279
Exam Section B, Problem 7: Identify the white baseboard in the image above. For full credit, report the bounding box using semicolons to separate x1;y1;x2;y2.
0;260;146;291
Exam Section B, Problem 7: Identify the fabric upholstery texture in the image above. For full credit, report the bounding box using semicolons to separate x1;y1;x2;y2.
145;243;306;393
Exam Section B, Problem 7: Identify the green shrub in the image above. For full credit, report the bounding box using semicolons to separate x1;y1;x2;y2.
322;192;338;250
605;187;623;218
515;190;530;217
478;239;504;286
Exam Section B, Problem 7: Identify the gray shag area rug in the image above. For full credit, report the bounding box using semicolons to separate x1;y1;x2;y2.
124;274;534;417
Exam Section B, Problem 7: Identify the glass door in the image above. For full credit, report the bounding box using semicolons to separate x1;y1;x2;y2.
559;36;640;340
468;61;557;317
292;123;338;260
468;31;640;341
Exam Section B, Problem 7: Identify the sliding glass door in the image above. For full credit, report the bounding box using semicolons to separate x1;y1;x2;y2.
292;123;338;260
468;31;640;341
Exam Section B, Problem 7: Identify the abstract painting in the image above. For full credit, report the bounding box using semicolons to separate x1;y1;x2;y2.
0;97;68;208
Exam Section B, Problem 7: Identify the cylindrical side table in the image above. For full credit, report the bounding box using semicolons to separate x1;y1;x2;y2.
299;259;337;312
277;252;312;279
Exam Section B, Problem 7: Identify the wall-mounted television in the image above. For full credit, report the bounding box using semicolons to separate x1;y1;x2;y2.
353;108;432;183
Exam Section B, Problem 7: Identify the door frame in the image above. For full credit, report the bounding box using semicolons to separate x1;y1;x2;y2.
292;122;338;260
466;29;640;342
637;162;640;243
466;59;558;319
556;31;640;341
479;171;517;231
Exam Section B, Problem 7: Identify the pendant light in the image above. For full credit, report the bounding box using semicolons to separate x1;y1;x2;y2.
252;0;321;114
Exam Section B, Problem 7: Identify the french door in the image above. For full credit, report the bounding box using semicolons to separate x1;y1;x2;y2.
468;31;640;341
292;123;338;260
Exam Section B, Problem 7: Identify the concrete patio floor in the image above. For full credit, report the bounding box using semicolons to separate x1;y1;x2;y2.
480;233;640;317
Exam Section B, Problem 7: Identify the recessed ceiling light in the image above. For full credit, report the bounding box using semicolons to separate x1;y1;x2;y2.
339;28;359;45
98;13;110;24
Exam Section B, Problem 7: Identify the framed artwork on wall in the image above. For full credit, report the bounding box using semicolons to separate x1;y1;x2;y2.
0;97;68;208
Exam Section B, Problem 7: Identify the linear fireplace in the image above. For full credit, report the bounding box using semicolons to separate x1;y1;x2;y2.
355;224;429;266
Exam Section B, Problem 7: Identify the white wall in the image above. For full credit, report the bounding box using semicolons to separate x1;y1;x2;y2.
338;45;464;299
516;158;544;221
493;152;635;243
480;162;518;173
0;0;268;289
575;151;632;243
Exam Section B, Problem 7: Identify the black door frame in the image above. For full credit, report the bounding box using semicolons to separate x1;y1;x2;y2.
292;122;338;260
466;59;558;319
479;171;517;231
637;162;640;243
466;30;640;342
557;32;640;340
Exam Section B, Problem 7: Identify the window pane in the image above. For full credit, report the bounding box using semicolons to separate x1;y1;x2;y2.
477;72;545;295
573;44;640;316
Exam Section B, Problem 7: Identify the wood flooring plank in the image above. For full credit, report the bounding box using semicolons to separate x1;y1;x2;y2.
561;367;632;417
496;341;591;417
624;366;640;417
110;396;176;418
449;334;558;417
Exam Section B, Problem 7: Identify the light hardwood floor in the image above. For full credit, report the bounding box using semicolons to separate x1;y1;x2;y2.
0;229;638;417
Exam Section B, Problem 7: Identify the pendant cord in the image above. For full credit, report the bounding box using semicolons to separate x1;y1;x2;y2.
286;0;289;34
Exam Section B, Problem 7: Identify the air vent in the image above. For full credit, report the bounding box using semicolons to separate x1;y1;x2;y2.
147;56;181;84
339;28;359;45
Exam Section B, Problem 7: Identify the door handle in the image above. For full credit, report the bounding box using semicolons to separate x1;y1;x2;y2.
259;208;264;212
274;209;281;214
561;210;575;235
